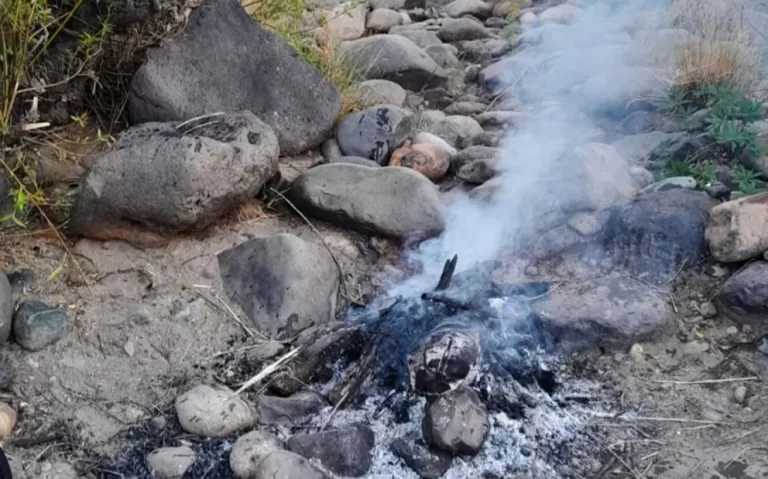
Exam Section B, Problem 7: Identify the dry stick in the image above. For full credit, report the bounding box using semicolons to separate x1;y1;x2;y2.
650;377;758;385
231;346;303;397
606;447;642;479
0;156;92;291
269;188;354;301
189;286;262;339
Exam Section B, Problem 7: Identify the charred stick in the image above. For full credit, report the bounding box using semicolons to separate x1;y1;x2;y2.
329;336;382;408
421;292;472;310
435;255;458;291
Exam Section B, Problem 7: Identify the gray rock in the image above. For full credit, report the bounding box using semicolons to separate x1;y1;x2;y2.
458;131;501;148
287;424;375;477
444;101;487;116
425;44;461;68
217;234;339;338
0;275;11;343
256;392;327;426
13;301;69;351
455;38;511;62
422;387;490;456
390;28;444;49
391;439;453;479
611;132;681;165
324;156;382;167
444;0;493;19
255;450;330;479
128;0;340;155
146;446;196;479
534;276;675;350
175;384;256;437
602;189;716;283
288;164;445;239
474;110;524;128
371;0;406;8
367;8;404;32
339;35;448;90
457;158;498;184
416;110;484;146
438;18;490;42
68;111;278;246
322;138;343;159
413;131;457;158
337;105;413;164
350;80;408;108
229;431;284;479
324;2;368;44
707;193;768;263
450;145;499;172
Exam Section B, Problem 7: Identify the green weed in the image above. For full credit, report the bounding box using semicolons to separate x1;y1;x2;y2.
732;164;762;196
664;159;717;187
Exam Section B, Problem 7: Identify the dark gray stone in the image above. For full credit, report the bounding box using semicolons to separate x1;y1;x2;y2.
0;275;12;343
719;262;768;325
321;156;382;168
217;234;339;339
287;424;375;477
422;387;489;456
128;0;340;155
336;105;413;164
79;0;179;26
391;29;444;49
256;392;327;426
255;450;330;479
438;18;490;42
13;300;70;351
288;164;445;239
533;277;675;350
450;146;499;172
69;111;278;246
601;189;716;284
339;35;449;90
391;439;453;479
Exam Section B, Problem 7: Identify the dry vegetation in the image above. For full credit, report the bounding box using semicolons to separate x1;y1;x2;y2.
668;0;762;95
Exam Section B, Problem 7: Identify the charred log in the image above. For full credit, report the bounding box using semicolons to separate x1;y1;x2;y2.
435;254;458;291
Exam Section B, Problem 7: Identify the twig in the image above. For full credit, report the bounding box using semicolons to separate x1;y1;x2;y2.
269;188;353;301
581;409;725;424
9;432;64;448
189;286;263;339
606;447;642;479
231;346;302;397
174;112;225;132
650;377;758;385
521;282;563;301
320;389;350;433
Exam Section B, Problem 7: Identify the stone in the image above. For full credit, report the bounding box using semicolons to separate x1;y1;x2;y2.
706;193;768;263
391;439;453;479
413;132;457;158
533;276;675;350
367;8;404;32
520;11;537;25
0;403;16;440
565;142;636;211
408;330;482;396
256;392;327;426
323;156;382;167
390;27;444;49
151;416;167;431
629;166;654;189
254;450;330;479
217;234;339;338
389;142;450;180
450;145;499;172
469;176;503;202
425;44;461;68
349;80;407;108
68;112;278;247
474;110;523;128
457;158;499;184
611;132;681;165
734;385;748;404
444;0;493;19
12;301;69;351
371;0;406;8
642;176;697;193
416;110;484;146
287;424;375;477
539;4;581;24
444;101;487;116
0;276;12;343
719;262;768;324
602;189;716;283
229;431;283;478
128;0;340;155
339;35;448;90
146;446;196;479
438;18;490;42
459;131;501;148
322;138;342;159
455;38;511;62
324;2;368;44
288;164;445;239
336;105;413;164
422;387;489;456
174;384;256;437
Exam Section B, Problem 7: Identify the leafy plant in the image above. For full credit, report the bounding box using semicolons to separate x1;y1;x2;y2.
709;116;761;157
0;157;45;227
732;164;762;196
664;159;717;188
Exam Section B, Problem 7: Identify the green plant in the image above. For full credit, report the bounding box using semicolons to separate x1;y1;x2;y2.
732;164;762;195
0;155;45;227
664;159;718;188
0;0;86;136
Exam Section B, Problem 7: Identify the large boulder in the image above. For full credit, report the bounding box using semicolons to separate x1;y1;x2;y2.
217;234;339;338
336;105;413;164
339;35;449;90
706;193;768;263
288;164;445;239
719;261;768;325
68;112;278;247
603;189;716;283
533;276;675;350
128;0;340;155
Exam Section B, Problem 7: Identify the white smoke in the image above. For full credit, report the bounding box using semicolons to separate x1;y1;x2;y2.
389;0;675;297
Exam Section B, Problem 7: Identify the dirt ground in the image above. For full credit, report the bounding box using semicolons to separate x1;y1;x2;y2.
1;154;768;479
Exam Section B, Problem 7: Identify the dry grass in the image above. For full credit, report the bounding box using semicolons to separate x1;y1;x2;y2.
667;0;762;94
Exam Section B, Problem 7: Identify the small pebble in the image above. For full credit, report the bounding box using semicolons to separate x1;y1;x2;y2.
733;385;747;404
683;341;710;355
0;403;16;439
725;326;738;335
147;446;196;479
702;410;723;422
151;415;167;431
629;344;645;363
698;302;717;318
12;300;70;351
